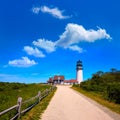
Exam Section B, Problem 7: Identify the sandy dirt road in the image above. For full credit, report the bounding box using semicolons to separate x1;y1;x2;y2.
41;85;120;120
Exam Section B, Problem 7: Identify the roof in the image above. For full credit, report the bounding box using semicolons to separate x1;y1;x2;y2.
47;77;53;83
64;79;78;83
53;75;65;80
47;75;78;83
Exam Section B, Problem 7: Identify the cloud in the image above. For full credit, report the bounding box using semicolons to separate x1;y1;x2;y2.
32;6;71;19
56;23;112;49
31;23;111;53
68;45;84;53
8;57;37;67
33;38;56;53
32;7;41;14
23;46;45;58
54;23;112;52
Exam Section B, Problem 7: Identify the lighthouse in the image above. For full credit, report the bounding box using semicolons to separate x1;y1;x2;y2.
76;60;83;84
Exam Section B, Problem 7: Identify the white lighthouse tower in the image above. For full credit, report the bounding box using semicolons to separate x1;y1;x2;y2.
76;60;83;84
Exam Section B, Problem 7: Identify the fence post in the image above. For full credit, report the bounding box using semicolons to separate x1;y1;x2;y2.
52;85;54;91
17;97;22;118
50;87;52;92
38;91;41;102
49;87;51;92
46;89;48;95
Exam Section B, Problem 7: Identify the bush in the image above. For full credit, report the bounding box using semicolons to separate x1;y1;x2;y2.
77;69;120;104
72;84;79;88
80;81;92;91
106;83;120;104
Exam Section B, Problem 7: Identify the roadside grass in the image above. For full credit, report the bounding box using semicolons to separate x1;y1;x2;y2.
0;82;52;120
20;88;57;120
72;85;120;114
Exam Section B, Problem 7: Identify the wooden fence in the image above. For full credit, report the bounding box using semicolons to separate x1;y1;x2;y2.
0;85;56;120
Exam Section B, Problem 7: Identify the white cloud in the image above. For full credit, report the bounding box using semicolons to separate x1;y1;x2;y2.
33;38;56;53
32;6;71;19
8;57;37;67
56;23;112;52
23;46;45;58
41;6;70;19
32;7;41;14
31;23;111;53
68;45;84;53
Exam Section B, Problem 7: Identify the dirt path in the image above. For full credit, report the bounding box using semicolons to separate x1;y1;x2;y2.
41;85;120;120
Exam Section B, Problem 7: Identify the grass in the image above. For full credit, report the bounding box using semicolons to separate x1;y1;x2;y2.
72;85;120;114
21;88;57;120
0;82;52;120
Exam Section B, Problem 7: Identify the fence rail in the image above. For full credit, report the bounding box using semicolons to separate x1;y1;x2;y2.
0;85;56;120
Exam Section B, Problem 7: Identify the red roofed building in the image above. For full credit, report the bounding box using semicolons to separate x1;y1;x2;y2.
47;75;78;85
47;75;65;84
64;79;78;85
47;77;53;84
53;75;65;84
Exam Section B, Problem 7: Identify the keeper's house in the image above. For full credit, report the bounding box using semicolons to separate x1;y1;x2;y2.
47;75;78;85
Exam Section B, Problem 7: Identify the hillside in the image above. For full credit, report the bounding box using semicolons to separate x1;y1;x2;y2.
0;82;51;120
80;69;120;104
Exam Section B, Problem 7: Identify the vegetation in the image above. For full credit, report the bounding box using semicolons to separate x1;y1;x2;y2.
21;88;56;120
0;82;52;120
72;68;120;113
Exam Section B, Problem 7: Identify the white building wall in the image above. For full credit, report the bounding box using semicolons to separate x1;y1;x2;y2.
77;69;83;84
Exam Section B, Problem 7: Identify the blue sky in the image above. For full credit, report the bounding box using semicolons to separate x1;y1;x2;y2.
0;0;120;83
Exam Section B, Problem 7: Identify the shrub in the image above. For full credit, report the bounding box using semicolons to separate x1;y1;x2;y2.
106;83;120;104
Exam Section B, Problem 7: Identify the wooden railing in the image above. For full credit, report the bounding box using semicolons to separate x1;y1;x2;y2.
0;85;56;120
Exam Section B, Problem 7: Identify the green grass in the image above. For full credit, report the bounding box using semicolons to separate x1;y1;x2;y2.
21;88;57;120
0;82;52;120
72;85;120;114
